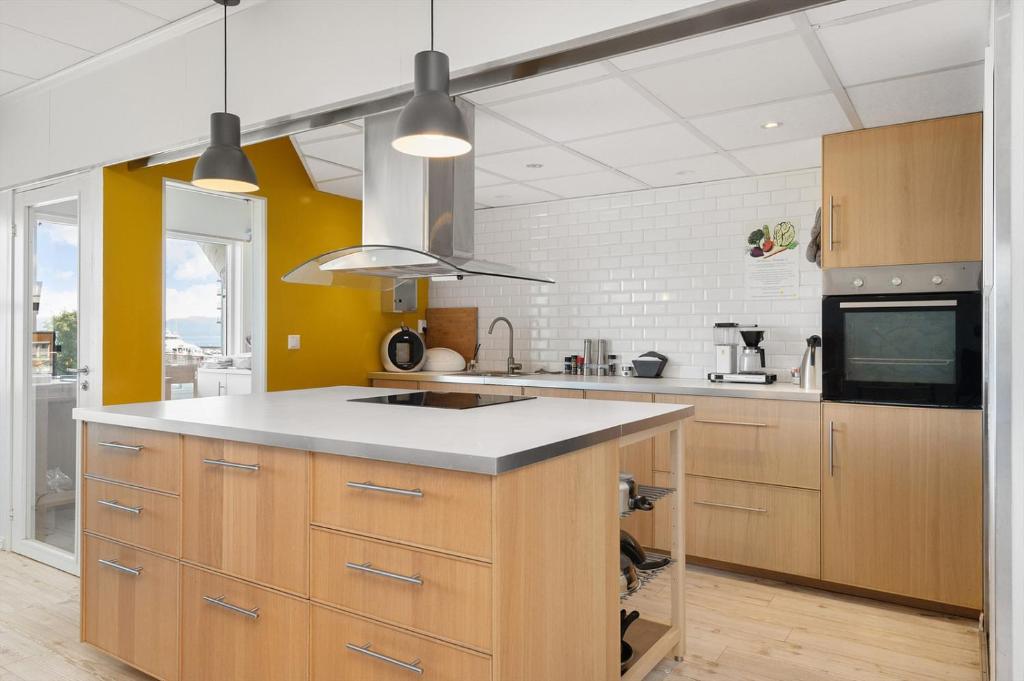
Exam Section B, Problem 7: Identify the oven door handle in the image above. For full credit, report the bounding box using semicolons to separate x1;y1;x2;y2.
838;300;957;309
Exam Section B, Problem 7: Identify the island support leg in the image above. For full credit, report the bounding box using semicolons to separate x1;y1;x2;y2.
671;420;686;661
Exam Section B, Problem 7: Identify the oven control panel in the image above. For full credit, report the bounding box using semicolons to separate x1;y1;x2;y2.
823;262;981;296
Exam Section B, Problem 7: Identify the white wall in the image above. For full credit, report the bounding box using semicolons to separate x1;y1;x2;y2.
0;0;705;189
431;168;822;377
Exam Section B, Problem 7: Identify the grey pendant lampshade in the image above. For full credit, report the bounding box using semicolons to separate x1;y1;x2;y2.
192;0;259;193
393;50;471;158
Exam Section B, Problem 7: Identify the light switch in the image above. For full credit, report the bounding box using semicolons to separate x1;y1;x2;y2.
287;334;301;350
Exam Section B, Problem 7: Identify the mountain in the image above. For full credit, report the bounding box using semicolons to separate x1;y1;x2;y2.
166;316;221;348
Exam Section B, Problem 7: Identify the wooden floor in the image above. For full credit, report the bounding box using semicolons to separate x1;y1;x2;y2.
0;551;981;681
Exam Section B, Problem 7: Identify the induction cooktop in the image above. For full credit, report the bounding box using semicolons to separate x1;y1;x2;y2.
350;391;537;410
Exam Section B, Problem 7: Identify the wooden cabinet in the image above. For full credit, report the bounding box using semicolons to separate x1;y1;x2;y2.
821;403;983;608
83;478;180;557
310;528;492;651
372;378;419;389
822;113;982;269
311;605;491;681
83;534;179;681
419;381;523;396
687;476;820;578
523;386;583;398
311;453;493;561
181;565;309;681
85;424;180;494
182;437;309;595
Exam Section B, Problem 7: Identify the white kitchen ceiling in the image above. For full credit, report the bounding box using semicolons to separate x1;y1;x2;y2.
291;0;989;208
0;0;209;96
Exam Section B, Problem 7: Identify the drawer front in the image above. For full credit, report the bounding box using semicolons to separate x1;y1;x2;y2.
181;565;309;681
85;423;180;494
311;528;492;651
667;395;820;489
182;437;309;595
372;379;419;389
419;381;522;396
523;387;582;398
312;454;492;561
84;478;180;557
584;390;652;402
687;476;820;578
83;535;179;681
311;605;491;681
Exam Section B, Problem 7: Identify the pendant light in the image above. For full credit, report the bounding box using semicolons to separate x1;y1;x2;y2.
192;0;259;193
392;0;472;158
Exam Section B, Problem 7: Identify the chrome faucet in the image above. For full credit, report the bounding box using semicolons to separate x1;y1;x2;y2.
487;316;522;375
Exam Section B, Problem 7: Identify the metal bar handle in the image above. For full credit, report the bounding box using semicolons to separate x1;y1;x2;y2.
98;441;144;453
98;558;142;576
694;500;768;513
828;420;836;477
839;300;957;309
694;418;768;428
346;561;423;586
346;481;423;498
345;643;423;675
203;595;260;619
202;458;261;472
828;194;835;251
97;499;143;515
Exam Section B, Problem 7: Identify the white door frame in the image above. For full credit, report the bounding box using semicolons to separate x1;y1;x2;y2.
0;188;13;554
160;179;267;396
7;169;102;574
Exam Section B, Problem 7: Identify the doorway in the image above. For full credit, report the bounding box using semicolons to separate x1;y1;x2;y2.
8;171;102;574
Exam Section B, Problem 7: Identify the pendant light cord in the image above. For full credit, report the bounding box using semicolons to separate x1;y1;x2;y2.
430;0;434;50
223;1;228;113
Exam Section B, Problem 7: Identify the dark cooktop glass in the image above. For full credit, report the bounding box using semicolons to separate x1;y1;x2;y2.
350;391;537;410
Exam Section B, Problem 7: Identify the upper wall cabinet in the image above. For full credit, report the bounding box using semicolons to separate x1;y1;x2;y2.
821;113;982;269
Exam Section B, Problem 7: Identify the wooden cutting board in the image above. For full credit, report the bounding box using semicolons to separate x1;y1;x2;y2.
425;307;478;362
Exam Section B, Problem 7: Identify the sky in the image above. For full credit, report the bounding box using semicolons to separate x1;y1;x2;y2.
34;220;78;329
164;238;221;320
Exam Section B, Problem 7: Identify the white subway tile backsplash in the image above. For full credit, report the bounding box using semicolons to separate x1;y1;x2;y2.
432;169;823;377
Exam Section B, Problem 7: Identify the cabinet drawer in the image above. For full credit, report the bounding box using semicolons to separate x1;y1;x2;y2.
83;535;179;681
181;565;309;681
182;437;309;595
84;478;179;557
523;387;582;398
312;454;492;561
85;423;180;494
311;528;492;652
669;395;820;489
419;381;522;396
687;476;820;578
372;379;419;389
311;605;491;681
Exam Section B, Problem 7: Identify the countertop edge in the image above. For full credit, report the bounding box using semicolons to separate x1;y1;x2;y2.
74;403;694;476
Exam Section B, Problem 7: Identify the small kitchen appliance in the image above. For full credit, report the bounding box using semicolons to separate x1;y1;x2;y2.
631;351;668;378
737;328;767;373
351;391;536;410
713;322;740;373
380;324;427;372
799;335;822;390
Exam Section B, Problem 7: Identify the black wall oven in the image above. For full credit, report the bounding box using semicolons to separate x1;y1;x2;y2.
822;264;982;408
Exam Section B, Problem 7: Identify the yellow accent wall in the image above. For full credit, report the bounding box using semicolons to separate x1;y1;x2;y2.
103;137;427;405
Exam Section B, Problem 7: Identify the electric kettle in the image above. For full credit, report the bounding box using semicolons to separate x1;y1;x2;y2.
799;335;822;390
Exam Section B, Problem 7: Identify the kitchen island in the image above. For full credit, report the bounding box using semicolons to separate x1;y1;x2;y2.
74;385;693;681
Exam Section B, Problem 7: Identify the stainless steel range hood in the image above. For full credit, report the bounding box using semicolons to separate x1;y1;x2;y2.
283;100;554;289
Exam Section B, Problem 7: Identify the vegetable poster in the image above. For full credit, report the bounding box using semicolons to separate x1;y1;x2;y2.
744;220;800;299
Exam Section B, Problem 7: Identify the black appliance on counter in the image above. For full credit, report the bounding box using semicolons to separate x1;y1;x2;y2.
351;391;536;410
821;262;982;408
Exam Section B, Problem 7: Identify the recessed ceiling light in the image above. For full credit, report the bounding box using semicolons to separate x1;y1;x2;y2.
761;121;782;129
525;163;544;168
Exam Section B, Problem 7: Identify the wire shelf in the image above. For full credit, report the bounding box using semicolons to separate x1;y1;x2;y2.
620;552;675;603
620;484;676;518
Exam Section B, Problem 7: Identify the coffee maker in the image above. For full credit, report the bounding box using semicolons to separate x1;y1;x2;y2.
708;326;777;384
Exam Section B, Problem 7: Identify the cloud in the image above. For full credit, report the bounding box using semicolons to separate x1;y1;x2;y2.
173;251;218;281
166;283;221;320
36;288;78;328
42;223;77;246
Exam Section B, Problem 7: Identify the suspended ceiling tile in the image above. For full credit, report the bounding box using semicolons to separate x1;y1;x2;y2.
0;70;32;96
690;92;851;150
730;137;823;175
566;123;712;168
527;170;645;199
318;175;363;200
489;78;671;142
474;111;546;155
804;0;916;26
0;0;165;53
610;15;796;70
816;0;989;86
304;156;359;182
476;168;510;187
475;145;603;181
119;0;209;22
631;34;830;118
0;24;92;79
475;183;561;207
848;63;984;127
465;62;612;105
300;134;364;170
621;153;747;187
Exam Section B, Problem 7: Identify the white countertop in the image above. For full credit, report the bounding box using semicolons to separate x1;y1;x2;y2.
369;371;821;402
73;386;692;475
